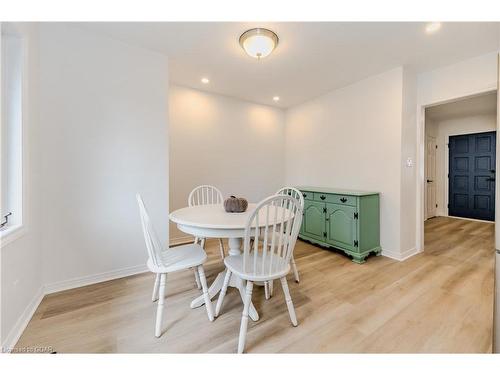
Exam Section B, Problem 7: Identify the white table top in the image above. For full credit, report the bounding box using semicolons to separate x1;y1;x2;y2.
169;204;293;230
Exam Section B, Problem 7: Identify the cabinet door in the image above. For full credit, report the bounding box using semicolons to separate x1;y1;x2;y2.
325;203;358;251
303;200;326;242
299;211;305;236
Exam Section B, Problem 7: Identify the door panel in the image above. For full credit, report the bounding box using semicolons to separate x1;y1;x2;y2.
299;214;305;236
426;135;437;219
325;203;357;251
303;201;325;241
449;131;496;221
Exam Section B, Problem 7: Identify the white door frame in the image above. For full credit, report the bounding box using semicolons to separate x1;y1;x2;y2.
416;87;498;252
424;134;437;220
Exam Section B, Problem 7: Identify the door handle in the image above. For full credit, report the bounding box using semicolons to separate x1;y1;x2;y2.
427;179;433;183
487;177;495;181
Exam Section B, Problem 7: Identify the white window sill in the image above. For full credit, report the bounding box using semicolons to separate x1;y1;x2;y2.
0;224;27;248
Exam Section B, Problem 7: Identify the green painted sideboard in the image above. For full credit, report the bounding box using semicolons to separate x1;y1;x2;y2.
296;186;381;264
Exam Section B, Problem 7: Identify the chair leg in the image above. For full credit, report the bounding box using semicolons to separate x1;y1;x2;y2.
218;238;225;259
193;268;202;289
264;281;270;300
155;273;167;337
269;279;274;297
291;256;300;283
280;277;297;326
152;273;160;302
200;238;206;248
198;266;214;322
215;269;232;317
238;281;254;354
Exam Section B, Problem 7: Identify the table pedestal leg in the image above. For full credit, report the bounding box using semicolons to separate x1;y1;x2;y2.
190;237;259;321
227;237;243;256
190;272;225;309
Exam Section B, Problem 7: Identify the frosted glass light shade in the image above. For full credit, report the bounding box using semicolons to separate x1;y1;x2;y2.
239;28;278;59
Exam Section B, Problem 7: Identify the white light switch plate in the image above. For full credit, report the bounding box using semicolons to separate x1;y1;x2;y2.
406;157;413;167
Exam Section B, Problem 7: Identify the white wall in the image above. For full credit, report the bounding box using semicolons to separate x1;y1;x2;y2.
418;52;498;107
432;114;496;217
285;67;405;255
1;23;43;350
38;24;170;288
169;85;285;242
1;23;170;349
400;68;418;255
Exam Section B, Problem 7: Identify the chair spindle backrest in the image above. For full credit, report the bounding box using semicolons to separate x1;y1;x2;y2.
242;195;303;277
136;194;164;268
276;186;305;210
188;185;224;206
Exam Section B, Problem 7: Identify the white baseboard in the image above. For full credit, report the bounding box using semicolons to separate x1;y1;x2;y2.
1;286;44;352
428;214;493;224
446;215;494;224
44;264;148;295
2;263;150;351
382;247;420;262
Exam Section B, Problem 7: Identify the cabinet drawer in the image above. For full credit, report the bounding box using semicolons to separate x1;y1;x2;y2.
301;191;313;200
313;192;357;206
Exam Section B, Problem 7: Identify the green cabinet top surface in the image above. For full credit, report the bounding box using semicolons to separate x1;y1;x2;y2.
295;186;379;197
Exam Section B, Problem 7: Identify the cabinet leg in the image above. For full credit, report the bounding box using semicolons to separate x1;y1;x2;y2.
351;254;367;264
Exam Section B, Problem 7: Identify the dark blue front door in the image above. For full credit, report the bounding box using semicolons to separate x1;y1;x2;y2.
449;131;496;221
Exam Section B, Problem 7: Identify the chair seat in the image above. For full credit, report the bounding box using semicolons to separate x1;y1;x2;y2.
224;254;290;282
147;243;207;273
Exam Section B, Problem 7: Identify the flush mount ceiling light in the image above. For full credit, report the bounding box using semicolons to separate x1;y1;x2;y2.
239;28;279;59
425;22;442;34
201;77;210;84
273;96;280;102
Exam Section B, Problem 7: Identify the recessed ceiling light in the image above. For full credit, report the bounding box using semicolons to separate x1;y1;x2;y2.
239;28;279;59
425;22;441;34
201;77;210;84
273;96;280;102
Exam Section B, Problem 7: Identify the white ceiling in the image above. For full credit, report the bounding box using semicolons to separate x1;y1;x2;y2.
77;22;500;108
426;91;497;121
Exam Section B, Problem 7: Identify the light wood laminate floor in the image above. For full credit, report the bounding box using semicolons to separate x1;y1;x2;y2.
15;217;495;353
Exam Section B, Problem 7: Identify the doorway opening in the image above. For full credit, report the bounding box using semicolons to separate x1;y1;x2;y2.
420;90;498;352
424;91;497;223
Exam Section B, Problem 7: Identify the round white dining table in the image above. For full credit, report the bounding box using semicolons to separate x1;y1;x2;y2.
169;203;289;322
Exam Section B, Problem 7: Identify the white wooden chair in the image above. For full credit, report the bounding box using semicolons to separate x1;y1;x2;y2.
136;194;214;338
215;194;303;353
188;185;226;288
264;187;304;299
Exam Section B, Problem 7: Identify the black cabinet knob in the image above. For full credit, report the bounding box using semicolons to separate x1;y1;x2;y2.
320;195;326;200
340;197;347;203
302;193;307;198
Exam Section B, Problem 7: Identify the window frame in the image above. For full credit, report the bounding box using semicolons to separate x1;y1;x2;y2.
1;25;28;248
